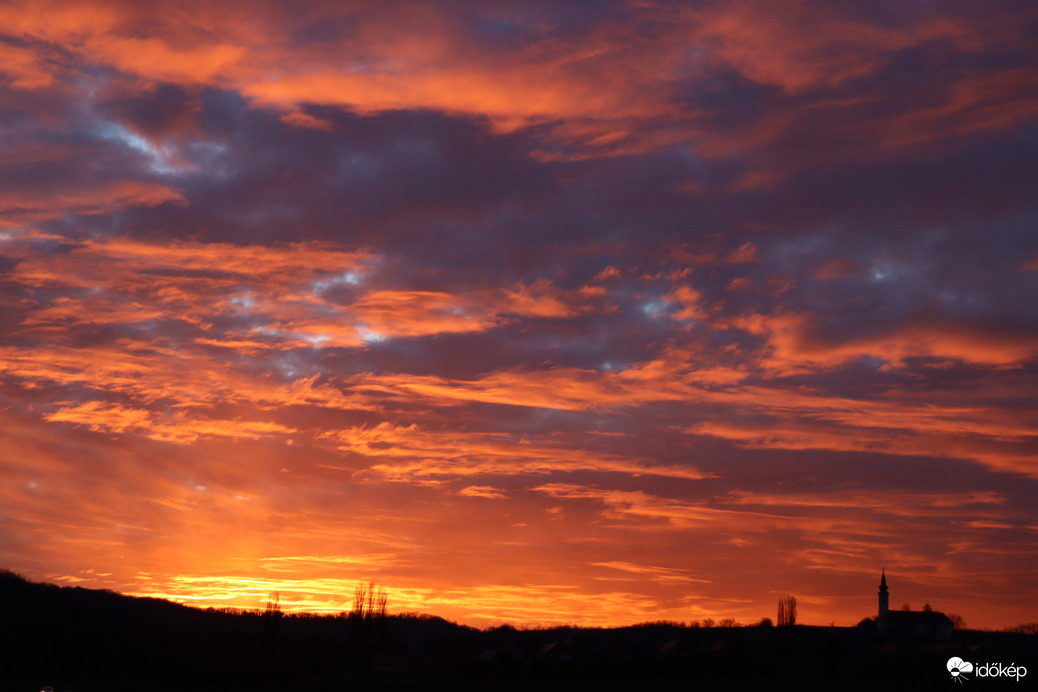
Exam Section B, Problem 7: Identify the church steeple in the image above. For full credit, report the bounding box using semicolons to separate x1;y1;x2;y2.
878;569;890;631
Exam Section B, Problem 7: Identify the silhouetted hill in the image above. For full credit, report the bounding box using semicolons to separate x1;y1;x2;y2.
1;570;1034;691
0;570;482;691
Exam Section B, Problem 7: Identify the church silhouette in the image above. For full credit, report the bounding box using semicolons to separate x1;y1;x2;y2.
876;570;953;640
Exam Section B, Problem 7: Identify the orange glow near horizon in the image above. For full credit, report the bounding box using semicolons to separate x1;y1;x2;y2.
2;0;1037;635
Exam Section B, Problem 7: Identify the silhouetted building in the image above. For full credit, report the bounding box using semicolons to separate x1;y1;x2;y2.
878;569;889;623
876;570;953;641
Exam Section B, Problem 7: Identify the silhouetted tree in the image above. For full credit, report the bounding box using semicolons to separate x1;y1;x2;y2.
900;602;911;611
1007;622;1037;634
350;581;388;652
948;613;966;630
265;591;282;616
777;595;797;626
922;602;933;612
758;617;773;628
262;591;283;668
352;581;387;620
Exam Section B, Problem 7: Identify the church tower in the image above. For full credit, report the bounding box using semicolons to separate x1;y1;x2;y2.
878;569;889;635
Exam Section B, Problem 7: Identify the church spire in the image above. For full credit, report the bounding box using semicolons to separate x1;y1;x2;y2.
878;568;890;632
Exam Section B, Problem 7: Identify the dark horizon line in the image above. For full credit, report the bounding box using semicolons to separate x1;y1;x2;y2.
5;568;1034;635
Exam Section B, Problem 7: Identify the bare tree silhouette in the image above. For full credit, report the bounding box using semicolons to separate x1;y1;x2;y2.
352;581;387;620
262;590;283;672
350;581;388;652
777;595;797;626
265;591;281;616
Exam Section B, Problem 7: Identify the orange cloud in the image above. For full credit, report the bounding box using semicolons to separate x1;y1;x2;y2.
6;234;613;350
3;0;1027;165
665;284;708;323
868;69;1038;148
44;401;297;444
321;422;710;481
532;483;791;531
726;490;1007;517
0;341;376;415
725;310;1037;371
0;181;184;228
458;485;509;500
94;36;244;84
279;110;334;131
354;346;746;412
44;401;152;433
688;0;962;93
590;561;711;584
502;278;582;318
0;41;57;88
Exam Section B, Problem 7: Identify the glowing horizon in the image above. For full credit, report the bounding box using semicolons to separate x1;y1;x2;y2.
2;0;1037;633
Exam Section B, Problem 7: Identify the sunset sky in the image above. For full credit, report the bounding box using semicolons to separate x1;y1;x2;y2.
2;0;1037;630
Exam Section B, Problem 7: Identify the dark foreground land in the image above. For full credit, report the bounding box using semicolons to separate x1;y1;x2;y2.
2;571;1034;691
